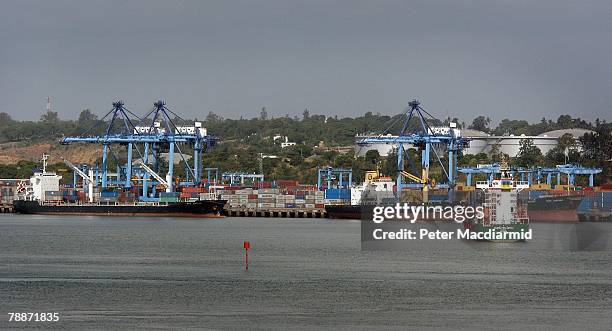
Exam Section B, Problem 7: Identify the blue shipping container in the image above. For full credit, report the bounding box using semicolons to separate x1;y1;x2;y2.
325;189;351;200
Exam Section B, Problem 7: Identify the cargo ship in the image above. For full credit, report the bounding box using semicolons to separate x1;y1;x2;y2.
463;161;530;242
324;171;474;220
527;194;583;222
325;204;362;219
577;190;612;222
325;172;395;220
13;199;226;217
12;157;226;217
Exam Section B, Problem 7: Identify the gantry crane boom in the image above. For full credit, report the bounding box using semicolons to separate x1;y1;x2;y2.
136;160;168;188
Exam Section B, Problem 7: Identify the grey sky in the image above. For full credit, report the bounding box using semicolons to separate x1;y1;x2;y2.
1;0;611;124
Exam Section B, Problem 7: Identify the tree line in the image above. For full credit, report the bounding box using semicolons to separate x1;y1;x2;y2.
0;108;609;185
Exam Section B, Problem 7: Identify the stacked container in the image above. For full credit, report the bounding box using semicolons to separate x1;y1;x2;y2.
44;190;63;202
159;191;179;203
324;188;351;205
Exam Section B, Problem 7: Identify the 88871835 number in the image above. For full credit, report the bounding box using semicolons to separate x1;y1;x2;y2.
8;313;59;322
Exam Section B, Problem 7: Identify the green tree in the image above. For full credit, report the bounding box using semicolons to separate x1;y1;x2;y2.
545;133;580;166
493;119;530;136
260;107;268;121
77;109;98;127
579;123;611;169
515;139;543;167
557;115;573;129
0;112;14;126
40;111;59;123
205;111;222;123
468;116;491;132
489;143;506;163
364;150;380;167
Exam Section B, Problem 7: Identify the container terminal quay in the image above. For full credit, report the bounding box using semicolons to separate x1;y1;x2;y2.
3;99;610;222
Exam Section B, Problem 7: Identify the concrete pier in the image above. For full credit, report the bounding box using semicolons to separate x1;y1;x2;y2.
0;204;14;213
223;207;326;218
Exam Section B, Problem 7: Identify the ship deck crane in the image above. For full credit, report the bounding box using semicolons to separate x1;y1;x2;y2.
61;157;95;202
135;160;168;189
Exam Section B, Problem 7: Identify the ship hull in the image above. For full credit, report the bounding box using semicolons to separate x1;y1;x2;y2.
13;200;227;218
527;195;582;223
325;205;362;220
325;204;463;222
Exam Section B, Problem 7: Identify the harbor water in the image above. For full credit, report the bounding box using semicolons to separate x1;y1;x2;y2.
1;214;612;329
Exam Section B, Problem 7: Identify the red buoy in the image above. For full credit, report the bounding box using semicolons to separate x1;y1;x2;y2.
243;241;250;270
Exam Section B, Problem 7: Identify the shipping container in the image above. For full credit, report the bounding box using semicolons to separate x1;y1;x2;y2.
259;188;280;194
277;179;299;188
182;187;204;193
200;193;217;200
325;188;351;200
325;199;351;205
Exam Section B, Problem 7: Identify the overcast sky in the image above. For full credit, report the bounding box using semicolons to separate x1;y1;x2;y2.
1;0;611;124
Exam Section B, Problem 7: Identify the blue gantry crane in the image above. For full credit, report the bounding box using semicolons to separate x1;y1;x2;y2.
60;100;218;201
221;172;265;186
357;100;470;200
317;167;353;190
458;164;602;187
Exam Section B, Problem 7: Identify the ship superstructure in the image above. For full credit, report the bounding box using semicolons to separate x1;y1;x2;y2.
22;154;62;202
466;161;530;242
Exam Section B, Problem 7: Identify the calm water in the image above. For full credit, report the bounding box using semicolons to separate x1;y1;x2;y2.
1;214;612;330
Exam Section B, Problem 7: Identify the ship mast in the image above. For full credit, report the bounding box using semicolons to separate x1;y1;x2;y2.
41;154;49;173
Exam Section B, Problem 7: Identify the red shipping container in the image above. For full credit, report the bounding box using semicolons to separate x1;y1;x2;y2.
299;185;317;191
315;203;325;209
179;192;191;199
182;187;204;193
277;180;299;188
256;181;272;188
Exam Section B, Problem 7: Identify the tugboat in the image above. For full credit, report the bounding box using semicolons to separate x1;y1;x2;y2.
463;160;530;242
